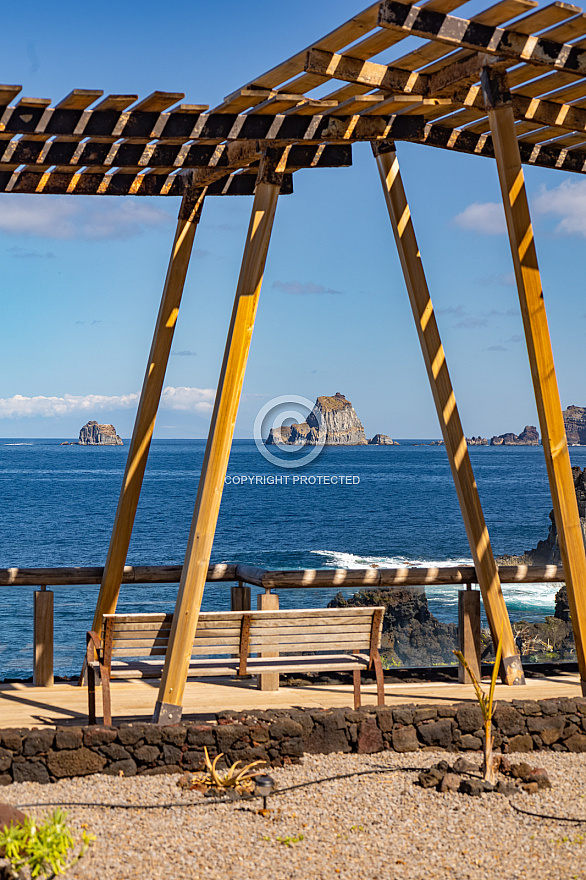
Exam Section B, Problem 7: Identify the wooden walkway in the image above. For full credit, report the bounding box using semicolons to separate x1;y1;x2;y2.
0;672;581;728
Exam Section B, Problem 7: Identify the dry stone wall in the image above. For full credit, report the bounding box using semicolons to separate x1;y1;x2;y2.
1;698;586;785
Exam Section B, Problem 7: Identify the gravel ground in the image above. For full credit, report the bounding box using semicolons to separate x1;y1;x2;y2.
3;751;586;880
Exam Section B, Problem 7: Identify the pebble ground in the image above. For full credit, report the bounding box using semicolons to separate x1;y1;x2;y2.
3;751;586;880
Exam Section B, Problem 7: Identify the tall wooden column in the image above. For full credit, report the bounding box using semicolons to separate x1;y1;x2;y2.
153;151;285;723
90;184;206;641
482;66;586;695
374;141;523;685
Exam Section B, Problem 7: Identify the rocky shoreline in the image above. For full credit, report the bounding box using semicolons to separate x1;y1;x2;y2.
328;469;586;667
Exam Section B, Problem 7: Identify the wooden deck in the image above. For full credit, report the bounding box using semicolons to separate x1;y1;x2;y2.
0;672;581;728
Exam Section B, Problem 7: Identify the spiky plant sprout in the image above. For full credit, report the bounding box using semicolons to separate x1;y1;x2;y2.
453;631;502;785
187;747;266;793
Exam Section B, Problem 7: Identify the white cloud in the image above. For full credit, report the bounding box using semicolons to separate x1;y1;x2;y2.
160;387;214;413
453;202;506;235
0;194;169;241
533;179;586;237
0;387;215;418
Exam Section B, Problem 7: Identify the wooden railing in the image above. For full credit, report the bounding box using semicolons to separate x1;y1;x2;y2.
1;563;565;686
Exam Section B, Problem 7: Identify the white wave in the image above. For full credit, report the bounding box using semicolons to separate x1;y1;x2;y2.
4;442;34;446
310;550;559;611
311;549;474;569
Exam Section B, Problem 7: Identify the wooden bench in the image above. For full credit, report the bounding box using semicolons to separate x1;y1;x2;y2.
86;606;385;725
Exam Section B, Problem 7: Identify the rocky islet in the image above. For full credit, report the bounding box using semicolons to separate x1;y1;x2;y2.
266;393;398;446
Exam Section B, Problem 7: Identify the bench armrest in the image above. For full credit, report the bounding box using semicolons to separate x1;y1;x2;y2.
86;630;101;666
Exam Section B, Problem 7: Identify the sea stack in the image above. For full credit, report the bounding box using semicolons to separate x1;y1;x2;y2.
267;393;367;445
78;421;123;446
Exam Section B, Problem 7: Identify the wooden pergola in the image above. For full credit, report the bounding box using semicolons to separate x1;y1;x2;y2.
5;0;586;721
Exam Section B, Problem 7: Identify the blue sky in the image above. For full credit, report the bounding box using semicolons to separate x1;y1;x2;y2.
1;0;585;440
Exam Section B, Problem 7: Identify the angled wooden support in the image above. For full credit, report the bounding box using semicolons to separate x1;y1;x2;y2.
373;141;524;685
153;150;286;723
482;66;586;696
89;181;206;648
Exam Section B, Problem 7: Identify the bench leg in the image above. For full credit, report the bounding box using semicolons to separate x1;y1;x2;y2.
353;669;361;710
372;650;385;706
257;591;279;691
87;666;96;726
102;670;112;727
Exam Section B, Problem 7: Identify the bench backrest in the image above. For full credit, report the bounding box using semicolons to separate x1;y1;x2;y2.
100;607;384;666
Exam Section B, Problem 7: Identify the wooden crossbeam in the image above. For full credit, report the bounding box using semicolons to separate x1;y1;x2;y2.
304;48;586;138
0;105;425;143
305;47;489;96
379;0;586;74
0;168;295;197
0;144;352;196
0;137;353;171
403;120;586;172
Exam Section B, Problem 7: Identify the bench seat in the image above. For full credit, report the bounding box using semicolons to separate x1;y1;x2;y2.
87;607;385;724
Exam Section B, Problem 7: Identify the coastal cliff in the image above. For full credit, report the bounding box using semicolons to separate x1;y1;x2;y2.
490;425;539;446
78;421;123;446
564;405;586;444
267;393;398;446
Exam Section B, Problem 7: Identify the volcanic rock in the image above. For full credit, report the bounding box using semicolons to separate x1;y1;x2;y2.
78;421;123;446
467;436;488;446
329;587;457;666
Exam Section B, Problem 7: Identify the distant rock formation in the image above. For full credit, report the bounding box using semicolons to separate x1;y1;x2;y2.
78;421;123;446
368;434;399;446
467;436;488;446
564;405;586;445
490;425;539;446
267;393;369;446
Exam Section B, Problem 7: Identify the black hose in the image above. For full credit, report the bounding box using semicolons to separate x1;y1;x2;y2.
16;765;422;811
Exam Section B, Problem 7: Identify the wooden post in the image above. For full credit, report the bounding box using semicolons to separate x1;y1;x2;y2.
257;590;280;691
33;586;53;687
153;150;286;723
458;585;481;684
231;582;251;611
482;66;586;696
89;183;206;644
374;142;524;685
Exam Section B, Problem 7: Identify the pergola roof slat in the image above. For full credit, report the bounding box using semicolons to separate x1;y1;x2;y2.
3;0;586;195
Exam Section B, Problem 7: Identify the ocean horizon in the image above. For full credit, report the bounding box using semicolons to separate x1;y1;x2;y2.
0;438;581;679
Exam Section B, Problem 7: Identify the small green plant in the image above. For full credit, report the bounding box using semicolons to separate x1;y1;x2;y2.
0;809;95;878
276;834;304;847
453;630;502;785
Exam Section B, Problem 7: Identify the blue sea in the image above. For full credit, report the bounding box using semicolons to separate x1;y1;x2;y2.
1;438;584;679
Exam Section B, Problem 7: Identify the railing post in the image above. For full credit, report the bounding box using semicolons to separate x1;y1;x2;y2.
231;581;251;611
33;585;54;687
458;583;481;684
257;589;279;691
